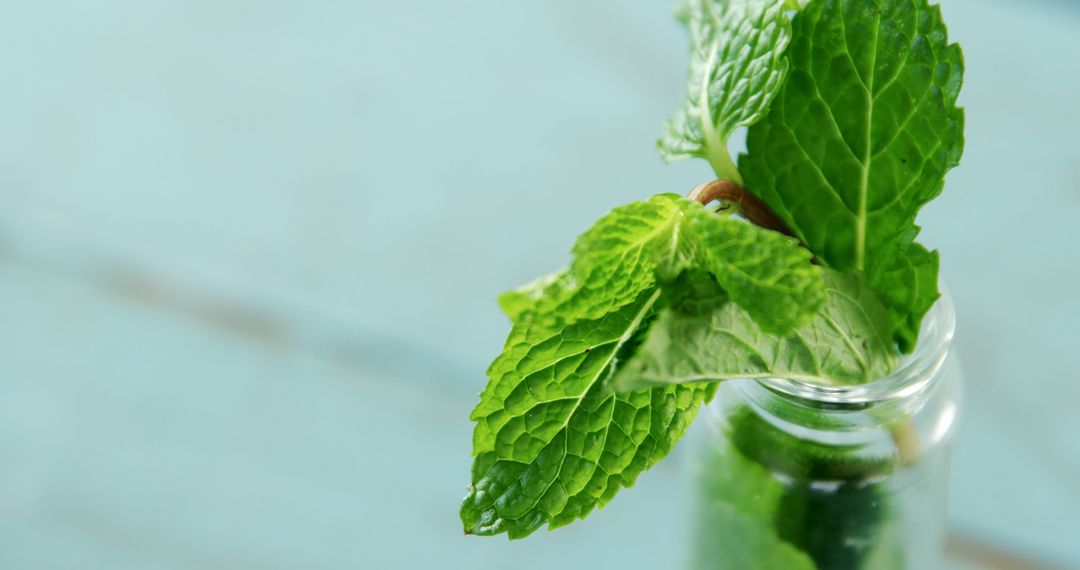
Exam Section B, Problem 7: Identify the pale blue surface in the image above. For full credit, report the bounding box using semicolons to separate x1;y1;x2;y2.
1;0;1078;568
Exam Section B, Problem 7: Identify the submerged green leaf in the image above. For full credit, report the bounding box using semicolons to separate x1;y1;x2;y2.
739;0;964;351
694;431;817;570
725;407;899;569
659;0;794;181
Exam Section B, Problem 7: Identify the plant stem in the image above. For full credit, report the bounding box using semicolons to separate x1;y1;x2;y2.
891;421;922;467
689;179;798;240
706;145;744;185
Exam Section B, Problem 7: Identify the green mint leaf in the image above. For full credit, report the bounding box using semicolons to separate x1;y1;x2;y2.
867;239;940;352
739;0;963;351
573;194;825;334
462;285;712;538
464;194;826;538
659;0;794;181
497;270;569;323
613;269;898;392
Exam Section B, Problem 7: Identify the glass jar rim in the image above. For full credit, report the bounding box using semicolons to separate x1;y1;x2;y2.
755;284;956;405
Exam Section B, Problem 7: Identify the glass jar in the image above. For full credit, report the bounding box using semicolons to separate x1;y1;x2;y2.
688;290;961;570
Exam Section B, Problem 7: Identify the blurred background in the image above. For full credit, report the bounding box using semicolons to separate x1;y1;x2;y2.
1;0;1078;568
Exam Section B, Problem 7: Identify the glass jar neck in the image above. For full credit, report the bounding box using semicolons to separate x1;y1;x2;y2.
721;287;957;449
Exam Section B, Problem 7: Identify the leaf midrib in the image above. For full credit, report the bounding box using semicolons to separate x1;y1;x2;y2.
855;8;882;271
494;288;663;527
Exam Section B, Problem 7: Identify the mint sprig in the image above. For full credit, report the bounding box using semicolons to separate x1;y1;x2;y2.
659;0;794;182
463;0;963;542
462;195;825;538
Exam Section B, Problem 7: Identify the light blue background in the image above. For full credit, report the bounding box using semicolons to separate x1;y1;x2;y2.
1;0;1078;568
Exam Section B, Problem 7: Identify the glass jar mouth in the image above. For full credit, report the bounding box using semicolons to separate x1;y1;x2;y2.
755;285;956;406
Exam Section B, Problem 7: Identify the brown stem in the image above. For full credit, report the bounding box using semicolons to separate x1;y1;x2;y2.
688;179;797;240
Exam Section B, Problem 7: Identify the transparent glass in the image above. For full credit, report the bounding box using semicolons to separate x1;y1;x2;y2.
688;289;961;570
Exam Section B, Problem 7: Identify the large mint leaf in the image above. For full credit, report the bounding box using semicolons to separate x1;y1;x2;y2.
739;0;964;351
463;286;714;538
613;270;898;392
659;0;793;182
464;194;825;538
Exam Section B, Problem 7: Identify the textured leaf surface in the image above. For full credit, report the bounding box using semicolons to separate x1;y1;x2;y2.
463;285;713;538
614;270;897;392
739;0;964;350
463;195;825;538
659;0;793;180
867;239;940;352
497;270;568;323
571;194;825;334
